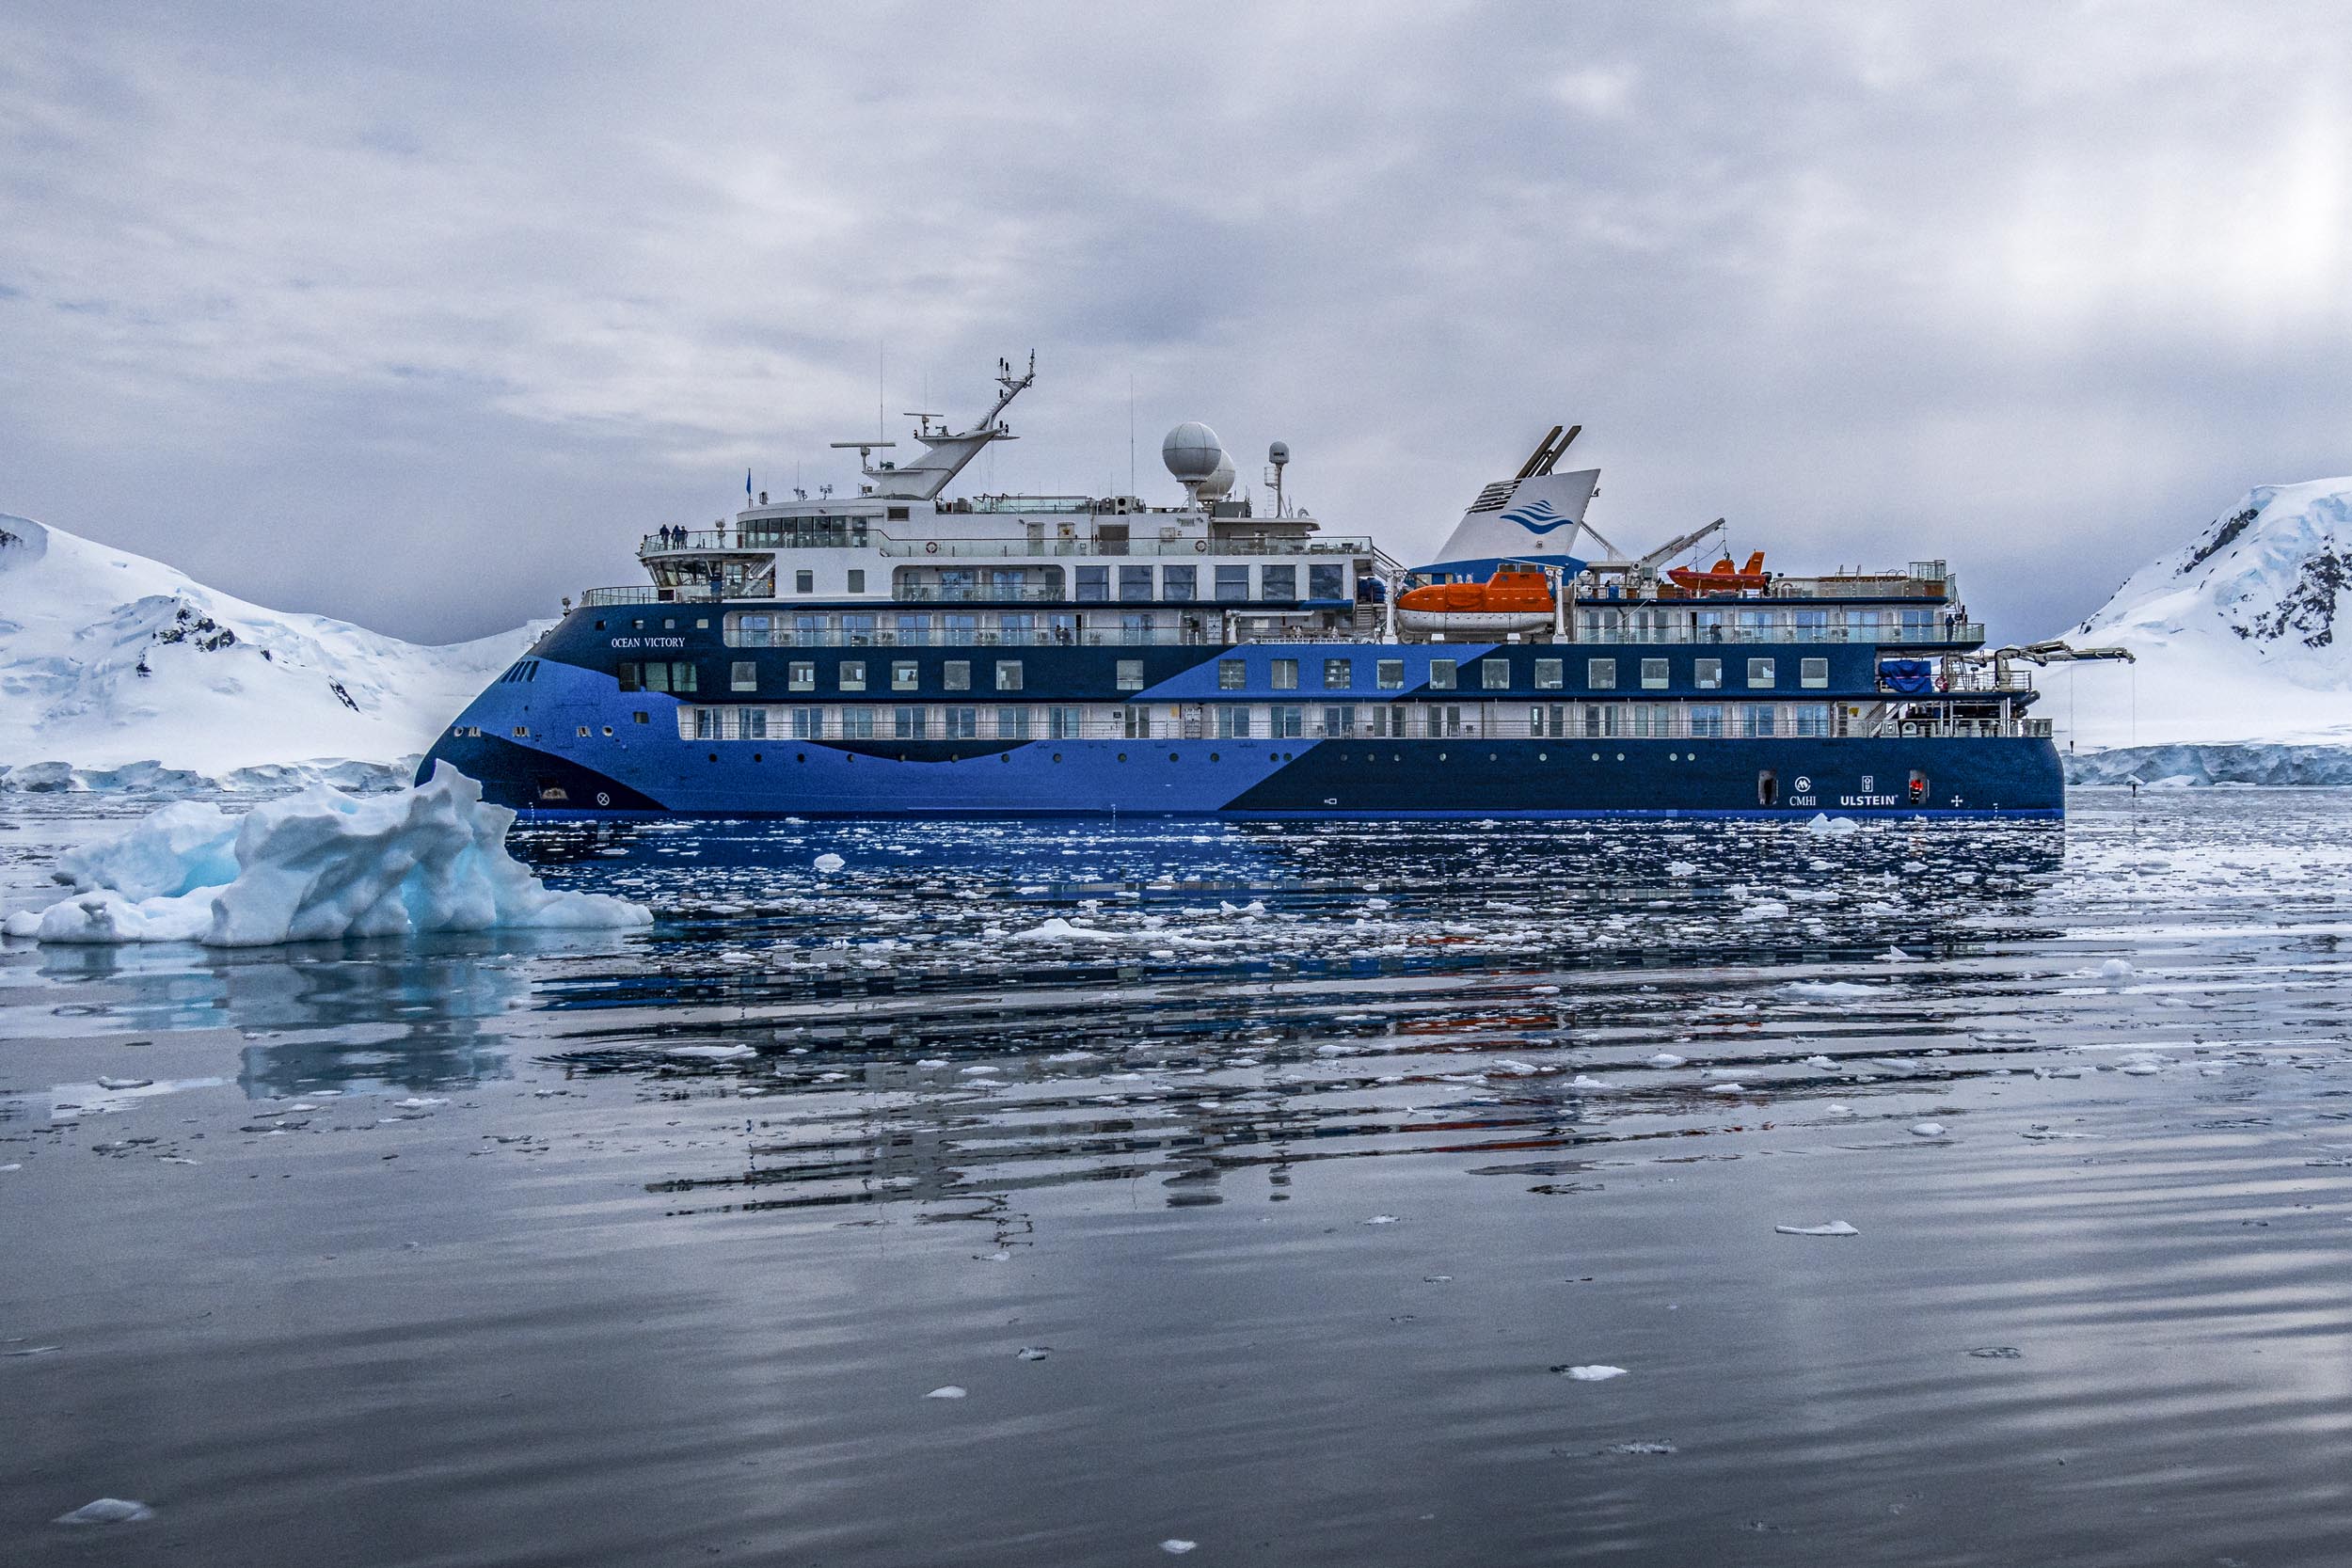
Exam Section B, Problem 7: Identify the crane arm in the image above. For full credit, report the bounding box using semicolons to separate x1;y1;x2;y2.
1633;517;1729;573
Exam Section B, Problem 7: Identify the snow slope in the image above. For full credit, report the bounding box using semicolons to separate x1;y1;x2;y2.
0;514;540;785
2040;478;2352;751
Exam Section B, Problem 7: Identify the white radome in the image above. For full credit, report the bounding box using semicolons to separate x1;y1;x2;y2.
1199;451;1237;499
1161;421;1223;483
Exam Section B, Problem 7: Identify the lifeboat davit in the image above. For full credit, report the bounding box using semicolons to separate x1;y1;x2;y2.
1395;565;1556;636
1664;551;1769;594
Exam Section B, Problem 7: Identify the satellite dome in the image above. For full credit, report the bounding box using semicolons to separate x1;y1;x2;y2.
1199;451;1237;499
1161;421;1223;483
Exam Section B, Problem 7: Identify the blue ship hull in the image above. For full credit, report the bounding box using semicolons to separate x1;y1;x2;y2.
419;612;2064;819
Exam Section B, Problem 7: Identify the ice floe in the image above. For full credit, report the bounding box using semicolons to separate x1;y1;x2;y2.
1774;1221;1860;1237
2;765;648;946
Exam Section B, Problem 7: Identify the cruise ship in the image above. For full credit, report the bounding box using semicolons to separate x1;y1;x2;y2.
421;358;2107;818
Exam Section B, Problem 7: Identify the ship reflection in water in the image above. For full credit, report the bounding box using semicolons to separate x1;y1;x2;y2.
12;792;2352;1567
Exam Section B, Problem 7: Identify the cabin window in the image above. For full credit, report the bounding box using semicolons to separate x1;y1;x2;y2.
1219;659;1247;690
794;570;814;594
1748;657;1775;689
1322;705;1356;737
895;707;928;739
1049;706;1084;738
946;707;978;739
1261;564;1297;599
1309;563;1344;601
1642;657;1669;689
847;569;866;594
787;661;815;692
1272;705;1304;737
995;660;1023;691
1323;658;1353;689
1116;659;1145;692
836;708;873;739
1534;659;1564;690
1376;659;1405;690
1123;705;1152;738
1429;705;1464;737
1481;657;1510;690
633;711;648;725
730;661;757;692
1690;705;1725;737
887;505;910;522
1216;565;1250;602
790;708;822;739
997;707;1031;739
892;660;919;691
1794;704;1833;736
1801;657;1829;689
839;660;867;691
1216;705;1252;738
1120;565;1154;603
1428;658;1457;690
741;708;768;739
944;660;971;691
1270;657;1299;690
1076;566;1110;602
725;612;777;648
1162;565;1197;600
1743;705;1777;737
1694;658;1723;690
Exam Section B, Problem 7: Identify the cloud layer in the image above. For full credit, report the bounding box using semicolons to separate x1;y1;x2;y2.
4;2;2348;641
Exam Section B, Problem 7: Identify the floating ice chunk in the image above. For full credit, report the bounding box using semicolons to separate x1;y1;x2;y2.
1364;1214;1400;1225
1647;1053;1687;1069
1803;1054;1836;1069
1011;918;1125;943
9;766;649;946
1774;1221;1860;1237
1560;1365;1628;1381
1706;1083;1744;1093
2120;1061;2162;1076
1911;1121;1948;1137
1016;1346;1051;1361
813;853;845;873
1967;1346;2025;1359
1804;814;1860;836
914;1058;950;1069
54;1498;153;1526
1605;1440;1678;1455
1665;860;1699;878
1825;1103;1856;1117
924;1386;967;1400
1531;984;1561;995
1877;947;1917;962
394;1096;449;1109
1161;1542;1198;1555
97;1076;153;1090
1568;1075;1613;1090
1781;980;1882;999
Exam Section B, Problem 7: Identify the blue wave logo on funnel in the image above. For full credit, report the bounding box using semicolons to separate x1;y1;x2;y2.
1500;498;1579;535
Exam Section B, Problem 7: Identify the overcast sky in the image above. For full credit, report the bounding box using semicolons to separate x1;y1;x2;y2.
4;2;2348;644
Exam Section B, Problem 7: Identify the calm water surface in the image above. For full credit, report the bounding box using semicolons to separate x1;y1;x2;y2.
6;789;2352;1565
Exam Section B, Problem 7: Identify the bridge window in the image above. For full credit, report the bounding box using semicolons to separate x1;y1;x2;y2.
1309;563;1344;601
1262;564;1297;599
1076;565;1109;602
1801;657;1829;689
1216;565;1250;602
1162;564;1197;600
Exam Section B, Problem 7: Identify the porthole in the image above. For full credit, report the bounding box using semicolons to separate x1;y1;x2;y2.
1489;752;1498;762
1615;752;1625;761
1168;752;1180;762
1538;752;1548;761
1438;752;1447;762
1053;752;1062;762
1000;753;1010;763
1117;752;1128;762
1591;752;1600;762
601;725;612;736
1669;752;1678;761
707;752;718;762
1210;752;1219;762
796;753;806;763
754;752;762;762
1391;753;1401;763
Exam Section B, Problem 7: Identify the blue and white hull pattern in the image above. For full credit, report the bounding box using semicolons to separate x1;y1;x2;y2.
420;622;2063;819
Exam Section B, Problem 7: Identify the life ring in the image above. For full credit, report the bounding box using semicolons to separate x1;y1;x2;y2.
925;540;939;555
595;791;611;806
1194;538;1207;553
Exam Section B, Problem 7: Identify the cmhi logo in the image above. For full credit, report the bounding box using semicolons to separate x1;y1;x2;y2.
1794;775;1812;793
1499;497;1580;536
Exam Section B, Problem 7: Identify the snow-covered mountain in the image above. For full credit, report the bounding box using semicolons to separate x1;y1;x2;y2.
0;514;541;788
2040;478;2352;752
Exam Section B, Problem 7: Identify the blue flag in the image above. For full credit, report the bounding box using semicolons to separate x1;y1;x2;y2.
746;467;754;499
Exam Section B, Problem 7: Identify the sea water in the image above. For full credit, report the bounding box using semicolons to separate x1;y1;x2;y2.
6;789;2352;1564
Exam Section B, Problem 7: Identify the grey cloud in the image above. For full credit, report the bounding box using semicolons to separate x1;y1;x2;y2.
1;2;2347;641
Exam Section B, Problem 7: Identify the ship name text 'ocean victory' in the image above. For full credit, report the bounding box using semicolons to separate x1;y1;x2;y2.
424;358;2122;817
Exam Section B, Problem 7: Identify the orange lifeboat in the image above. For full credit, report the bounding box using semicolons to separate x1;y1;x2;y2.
1664;550;1769;594
1395;565;1556;636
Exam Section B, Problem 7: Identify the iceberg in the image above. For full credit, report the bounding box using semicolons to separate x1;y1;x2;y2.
2;764;650;946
